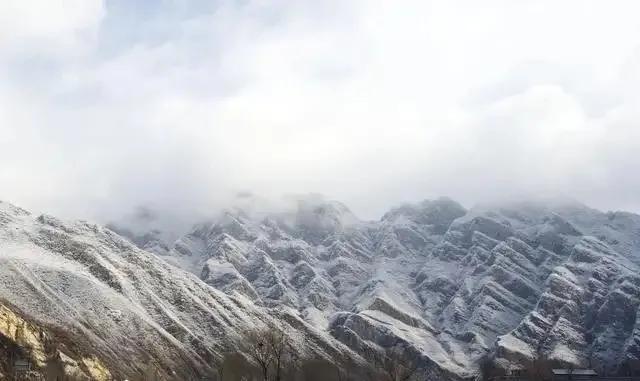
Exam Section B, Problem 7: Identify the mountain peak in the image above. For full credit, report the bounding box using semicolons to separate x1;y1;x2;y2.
382;197;467;234
149;196;640;377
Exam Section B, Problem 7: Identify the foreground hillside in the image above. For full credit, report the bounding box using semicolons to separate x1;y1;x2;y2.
0;201;361;380
138;196;640;376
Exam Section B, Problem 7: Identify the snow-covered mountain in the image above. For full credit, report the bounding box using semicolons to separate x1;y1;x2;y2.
4;195;640;380
0;200;360;380
143;196;640;377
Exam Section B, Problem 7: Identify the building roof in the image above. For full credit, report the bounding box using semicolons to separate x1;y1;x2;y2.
552;369;598;375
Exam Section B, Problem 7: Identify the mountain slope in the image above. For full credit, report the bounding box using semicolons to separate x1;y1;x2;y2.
147;196;640;376
0;200;357;380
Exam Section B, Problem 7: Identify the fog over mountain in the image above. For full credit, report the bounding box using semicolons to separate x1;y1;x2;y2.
1;0;640;225
1;1;640;380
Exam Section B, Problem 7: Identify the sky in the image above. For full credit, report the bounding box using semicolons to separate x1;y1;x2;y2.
1;0;640;227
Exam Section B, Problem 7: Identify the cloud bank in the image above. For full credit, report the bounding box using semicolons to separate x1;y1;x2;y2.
1;0;639;225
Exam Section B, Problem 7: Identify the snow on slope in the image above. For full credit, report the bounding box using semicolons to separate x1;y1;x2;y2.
144;195;640;376
0;200;358;380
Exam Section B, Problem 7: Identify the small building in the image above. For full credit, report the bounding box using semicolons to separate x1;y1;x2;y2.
14;358;31;372
13;356;33;380
552;368;598;380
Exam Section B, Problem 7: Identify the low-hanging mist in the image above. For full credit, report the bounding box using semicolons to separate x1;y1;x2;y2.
1;0;640;230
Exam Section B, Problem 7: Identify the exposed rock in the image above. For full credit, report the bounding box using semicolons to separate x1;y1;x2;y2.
0;201;360;380
142;196;640;378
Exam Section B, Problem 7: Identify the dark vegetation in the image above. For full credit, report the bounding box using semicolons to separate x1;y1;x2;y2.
7;322;640;380
208;324;427;381
3;317;432;381
479;354;640;381
7;309;640;381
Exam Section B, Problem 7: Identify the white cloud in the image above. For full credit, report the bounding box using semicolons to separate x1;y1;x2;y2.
0;0;104;56
0;0;639;224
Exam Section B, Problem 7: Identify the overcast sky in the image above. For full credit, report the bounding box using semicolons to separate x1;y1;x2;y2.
1;0;640;225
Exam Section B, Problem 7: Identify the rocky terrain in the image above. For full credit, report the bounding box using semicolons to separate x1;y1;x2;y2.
0;200;358;380
3;195;640;380
137;196;640;377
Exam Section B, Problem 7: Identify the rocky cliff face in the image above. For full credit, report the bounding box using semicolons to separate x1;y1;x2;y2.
0;200;357;380
147;196;640;377
4;196;640;380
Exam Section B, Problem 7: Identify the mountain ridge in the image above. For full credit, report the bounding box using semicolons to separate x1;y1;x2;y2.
0;200;362;380
132;195;640;376
3;196;640;379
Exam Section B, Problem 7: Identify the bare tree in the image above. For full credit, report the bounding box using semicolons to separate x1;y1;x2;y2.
241;325;295;381
266;327;291;381
244;328;274;381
